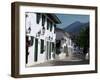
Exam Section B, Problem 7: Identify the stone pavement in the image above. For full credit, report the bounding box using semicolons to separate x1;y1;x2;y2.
29;56;89;67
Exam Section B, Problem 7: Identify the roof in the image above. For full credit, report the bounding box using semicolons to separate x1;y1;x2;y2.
55;28;70;40
46;14;61;24
35;13;61;24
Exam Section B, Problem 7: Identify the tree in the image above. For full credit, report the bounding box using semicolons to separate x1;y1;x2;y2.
76;26;89;56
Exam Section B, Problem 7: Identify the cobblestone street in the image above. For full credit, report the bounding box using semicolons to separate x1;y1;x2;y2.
30;54;89;67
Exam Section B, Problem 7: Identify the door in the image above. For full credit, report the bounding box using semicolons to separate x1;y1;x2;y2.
46;41;51;60
34;38;38;62
46;41;48;60
49;42;51;59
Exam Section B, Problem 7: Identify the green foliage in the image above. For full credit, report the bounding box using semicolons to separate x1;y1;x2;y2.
76;26;89;48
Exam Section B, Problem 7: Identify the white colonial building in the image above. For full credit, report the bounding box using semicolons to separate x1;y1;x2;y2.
25;13;61;66
55;28;74;59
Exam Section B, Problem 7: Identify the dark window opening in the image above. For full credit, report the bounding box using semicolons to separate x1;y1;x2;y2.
42;14;45;27
56;40;61;48
54;24;56;33
26;36;29;64
34;38;38;62
47;19;49;30
46;41;49;60
52;42;54;52
29;36;34;46
40;39;44;54
36;13;40;24
49;42;51;59
56;40;61;54
26;36;34;64
50;22;52;31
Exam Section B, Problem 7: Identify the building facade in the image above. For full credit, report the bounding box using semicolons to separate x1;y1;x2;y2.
25;13;61;66
55;28;74;59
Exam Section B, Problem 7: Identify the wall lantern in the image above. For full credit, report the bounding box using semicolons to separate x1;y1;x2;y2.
36;30;41;37
26;27;31;34
28;27;31;33
42;27;45;35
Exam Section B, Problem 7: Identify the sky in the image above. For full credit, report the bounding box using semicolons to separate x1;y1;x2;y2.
55;14;89;29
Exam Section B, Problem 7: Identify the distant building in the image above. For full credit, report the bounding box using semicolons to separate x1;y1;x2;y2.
55;28;74;58
26;13;61;66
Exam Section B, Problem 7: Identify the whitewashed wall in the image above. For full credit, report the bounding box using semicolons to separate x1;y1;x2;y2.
26;13;56;66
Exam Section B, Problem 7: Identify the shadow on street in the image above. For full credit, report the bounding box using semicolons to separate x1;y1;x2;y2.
29;59;89;67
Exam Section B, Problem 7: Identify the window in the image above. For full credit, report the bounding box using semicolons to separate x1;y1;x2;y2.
40;39;44;54
49;42;51;59
42;14;45;27
54;24;56;28
29;36;34;46
46;41;49;60
36;13;40;24
47;19;53;31
34;38;38;62
26;36;29;64
52;42;54;52
47;19;49;30
54;24;56;33
50;22;52;31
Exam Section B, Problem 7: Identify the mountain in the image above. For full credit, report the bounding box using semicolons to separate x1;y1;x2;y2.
63;21;89;35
